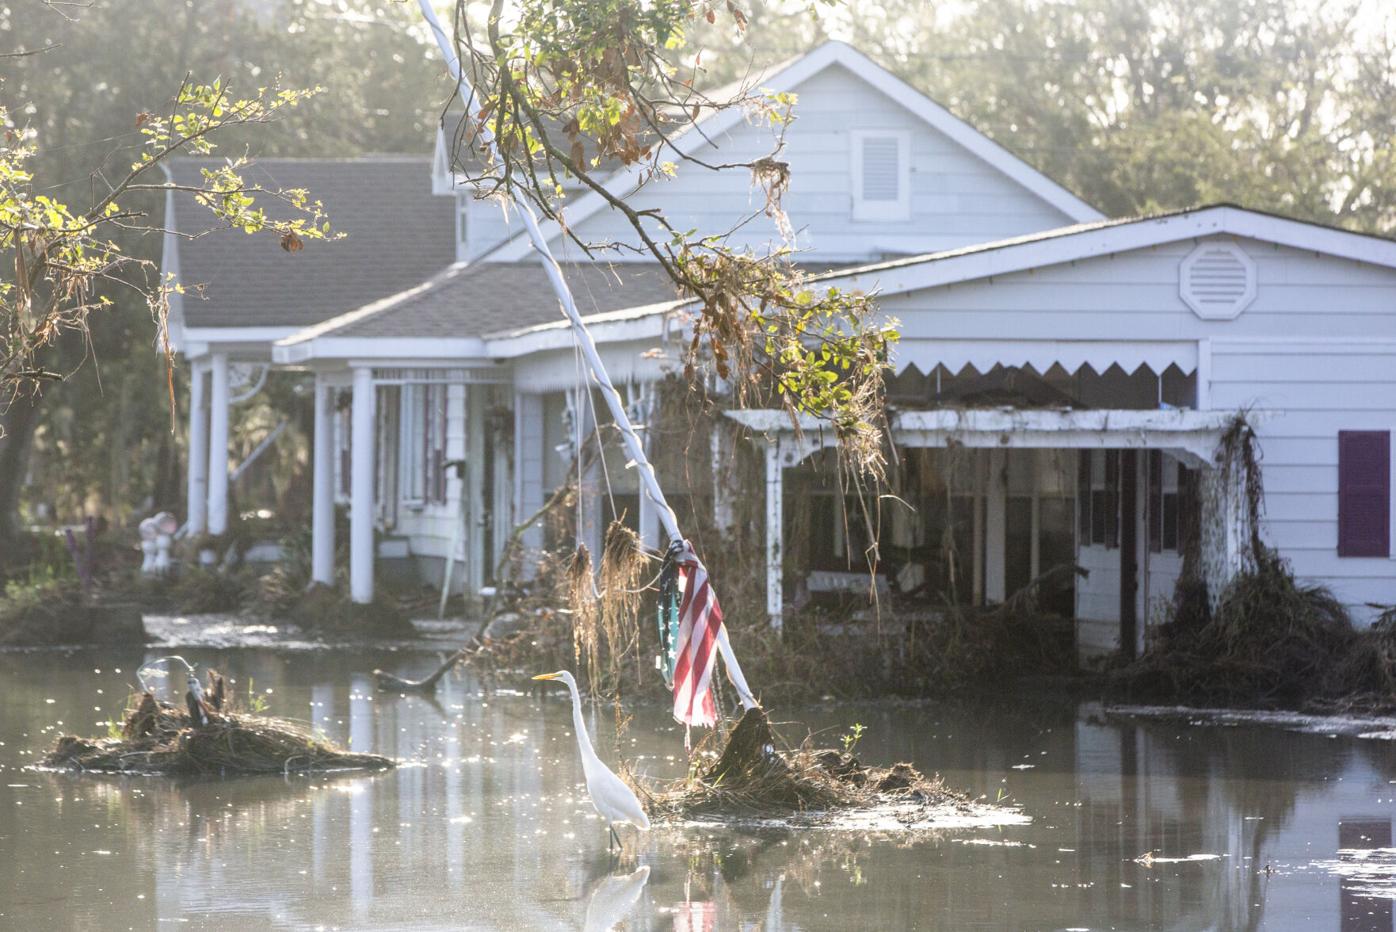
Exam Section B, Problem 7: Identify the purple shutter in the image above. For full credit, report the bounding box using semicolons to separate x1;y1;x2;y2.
1338;430;1390;557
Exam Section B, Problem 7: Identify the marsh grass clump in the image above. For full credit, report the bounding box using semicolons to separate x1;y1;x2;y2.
646;708;963;821
1113;415;1396;712
41;689;393;775
1114;552;1396;710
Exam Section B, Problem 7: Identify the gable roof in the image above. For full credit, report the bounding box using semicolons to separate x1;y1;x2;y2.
483;41;1102;262
810;204;1396;297
167;157;456;331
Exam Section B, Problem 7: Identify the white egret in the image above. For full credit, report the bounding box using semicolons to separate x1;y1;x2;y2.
533;671;650;849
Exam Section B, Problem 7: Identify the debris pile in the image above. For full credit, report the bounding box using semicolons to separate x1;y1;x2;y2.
41;680;394;775
647;708;971;823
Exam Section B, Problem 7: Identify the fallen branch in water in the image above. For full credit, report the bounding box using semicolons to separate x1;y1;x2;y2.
373;647;474;693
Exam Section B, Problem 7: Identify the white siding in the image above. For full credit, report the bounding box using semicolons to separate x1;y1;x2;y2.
1211;340;1396;622
514;391;546;558
464;197;521;261
876;235;1396;627
531;63;1075;264
881;238;1396;348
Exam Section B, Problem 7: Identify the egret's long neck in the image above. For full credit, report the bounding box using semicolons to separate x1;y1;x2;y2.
566;680;602;770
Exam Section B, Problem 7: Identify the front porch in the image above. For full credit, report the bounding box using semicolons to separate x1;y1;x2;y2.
727;405;1242;657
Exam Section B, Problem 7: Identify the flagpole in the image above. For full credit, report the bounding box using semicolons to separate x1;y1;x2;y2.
415;0;757;711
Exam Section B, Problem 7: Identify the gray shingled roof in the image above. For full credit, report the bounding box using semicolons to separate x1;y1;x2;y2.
169;157;456;329
304;261;685;340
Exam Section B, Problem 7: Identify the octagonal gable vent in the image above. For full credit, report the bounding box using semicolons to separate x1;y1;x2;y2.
1179;242;1257;320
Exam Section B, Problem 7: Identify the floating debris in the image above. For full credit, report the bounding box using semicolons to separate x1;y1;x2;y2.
38;689;393;776
1134;851;1223;866
645;708;1021;831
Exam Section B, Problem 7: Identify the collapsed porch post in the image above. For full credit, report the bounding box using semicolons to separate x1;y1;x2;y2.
632;385;659;552
572;388;603;565
415;0;757;712
764;440;784;631
350;366;376;604
206;352;231;537
311;375;336;586
186;359;209;536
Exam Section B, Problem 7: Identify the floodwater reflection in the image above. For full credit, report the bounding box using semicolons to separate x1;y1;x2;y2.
0;647;1393;929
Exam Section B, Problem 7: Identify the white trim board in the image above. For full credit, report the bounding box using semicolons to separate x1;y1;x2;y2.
818;206;1396;298
483;41;1101;262
273;336;491;365
183;326;300;344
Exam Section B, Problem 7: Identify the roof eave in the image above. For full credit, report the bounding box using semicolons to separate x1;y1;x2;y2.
815;205;1396;298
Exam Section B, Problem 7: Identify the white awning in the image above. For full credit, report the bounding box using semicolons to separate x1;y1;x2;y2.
727;407;1241;469
891;339;1199;376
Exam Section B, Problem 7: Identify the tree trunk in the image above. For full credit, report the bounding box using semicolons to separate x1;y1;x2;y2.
0;394;45;546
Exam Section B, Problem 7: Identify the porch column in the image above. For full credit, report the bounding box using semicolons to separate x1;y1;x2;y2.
186;360;209;535
206;352;230;536
765;441;783;630
466;385;487;594
985;448;1007;603
513;391;544;576
490;389;513;574
711;424;736;536
350;366;376;604
311;376;336;586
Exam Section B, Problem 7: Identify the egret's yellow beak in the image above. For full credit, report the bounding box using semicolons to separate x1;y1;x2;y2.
532;672;561;681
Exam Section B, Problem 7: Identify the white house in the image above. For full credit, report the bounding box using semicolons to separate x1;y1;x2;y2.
165;41;1396;655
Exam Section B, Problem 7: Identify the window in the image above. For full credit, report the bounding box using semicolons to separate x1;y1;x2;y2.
400;384;449;505
1082;450;1120;549
1147;451;1183;553
1338;430;1390;557
851;130;910;222
456;194;470;260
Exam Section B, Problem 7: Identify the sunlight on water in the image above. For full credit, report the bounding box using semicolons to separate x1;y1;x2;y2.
0;647;1393;929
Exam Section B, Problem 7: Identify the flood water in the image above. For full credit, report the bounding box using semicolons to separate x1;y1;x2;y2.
1;646;1394;930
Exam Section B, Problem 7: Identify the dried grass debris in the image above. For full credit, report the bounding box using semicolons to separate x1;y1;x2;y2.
645;708;964;821
41;692;394;775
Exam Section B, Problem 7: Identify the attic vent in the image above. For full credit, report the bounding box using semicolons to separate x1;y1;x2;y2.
1179;242;1257;320
851;130;910;221
861;137;901;201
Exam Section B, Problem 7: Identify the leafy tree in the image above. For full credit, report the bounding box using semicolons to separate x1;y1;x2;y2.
0;0;444;542
691;0;1396;232
442;0;899;476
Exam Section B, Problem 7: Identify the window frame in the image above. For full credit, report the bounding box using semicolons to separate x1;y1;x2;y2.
398;383;450;507
850;129;911;222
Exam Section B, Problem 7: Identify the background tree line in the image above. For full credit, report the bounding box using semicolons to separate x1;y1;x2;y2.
3;0;1393;544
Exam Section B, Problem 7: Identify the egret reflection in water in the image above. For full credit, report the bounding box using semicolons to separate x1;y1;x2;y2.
583;865;650;932
3;648;1396;929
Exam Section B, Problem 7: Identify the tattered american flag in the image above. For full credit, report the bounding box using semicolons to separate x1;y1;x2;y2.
671;550;726;728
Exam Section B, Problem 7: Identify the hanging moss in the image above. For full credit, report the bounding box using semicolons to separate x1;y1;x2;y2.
1113;415;1396;711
